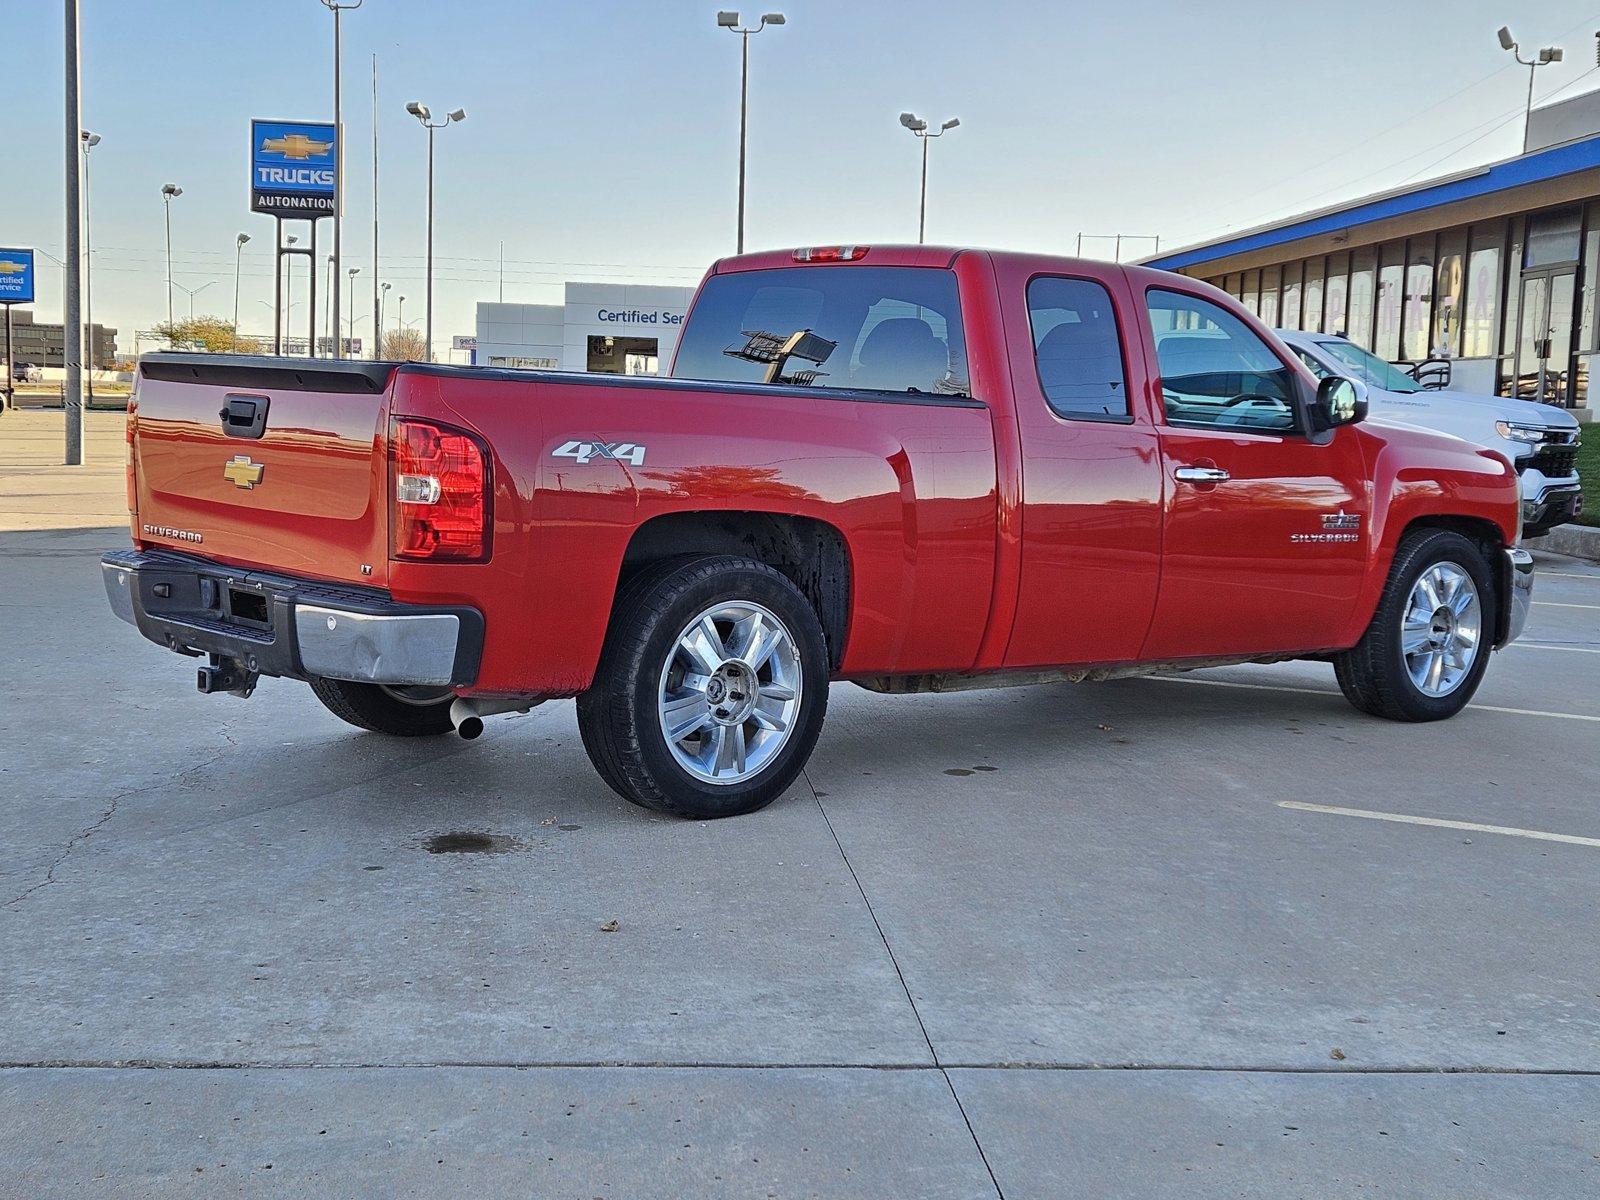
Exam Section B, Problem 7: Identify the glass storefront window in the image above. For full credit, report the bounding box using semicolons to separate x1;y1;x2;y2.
1303;258;1325;334
1324;252;1350;336
1432;230;1466;358
1463;223;1503;358
1259;265;1281;326
1348;248;1376;347
1525;207;1581;269
1241;269;1259;315
1501;218;1523;382
1403;237;1434;360
1280;261;1303;330
1581;203;1600;354
1375;242;1404;360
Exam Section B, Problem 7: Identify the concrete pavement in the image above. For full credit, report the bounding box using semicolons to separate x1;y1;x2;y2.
3;409;1599;1197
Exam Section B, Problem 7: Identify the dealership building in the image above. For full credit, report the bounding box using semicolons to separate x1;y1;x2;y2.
1148;89;1600;421
474;282;695;375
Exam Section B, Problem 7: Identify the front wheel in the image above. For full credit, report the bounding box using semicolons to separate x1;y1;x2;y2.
1333;529;1497;722
577;555;830;819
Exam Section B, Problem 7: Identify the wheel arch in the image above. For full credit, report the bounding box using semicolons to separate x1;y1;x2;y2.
617;511;852;670
1391;514;1515;648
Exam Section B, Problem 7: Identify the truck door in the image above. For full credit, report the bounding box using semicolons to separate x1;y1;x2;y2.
1134;284;1370;660
996;261;1164;667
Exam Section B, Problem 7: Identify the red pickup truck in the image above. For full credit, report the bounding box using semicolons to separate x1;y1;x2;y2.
105;245;1533;818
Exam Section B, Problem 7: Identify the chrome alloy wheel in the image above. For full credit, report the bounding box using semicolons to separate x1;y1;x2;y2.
657;601;803;785
1401;562;1482;698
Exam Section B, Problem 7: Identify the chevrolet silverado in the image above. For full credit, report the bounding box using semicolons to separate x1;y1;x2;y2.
104;245;1533;818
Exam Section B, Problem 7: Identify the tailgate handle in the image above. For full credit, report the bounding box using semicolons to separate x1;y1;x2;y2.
219;393;269;439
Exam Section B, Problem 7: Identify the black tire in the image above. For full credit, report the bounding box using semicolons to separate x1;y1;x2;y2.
577;555;830;819
308;678;456;736
1333;529;1497;722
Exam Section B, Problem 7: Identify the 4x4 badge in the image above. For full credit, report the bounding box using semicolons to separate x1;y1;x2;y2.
223;455;265;489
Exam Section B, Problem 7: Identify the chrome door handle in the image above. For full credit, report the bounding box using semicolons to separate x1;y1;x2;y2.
1174;466;1230;483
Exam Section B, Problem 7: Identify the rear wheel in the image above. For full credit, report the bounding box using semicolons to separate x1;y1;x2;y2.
577;555;829;819
309;678;456;736
1333;529;1496;722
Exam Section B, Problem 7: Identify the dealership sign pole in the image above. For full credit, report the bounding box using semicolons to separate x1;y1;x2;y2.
251;119;336;355
0;249;36;413
63;0;84;463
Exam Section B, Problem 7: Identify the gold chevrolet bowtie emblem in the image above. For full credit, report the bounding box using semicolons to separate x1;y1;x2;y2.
223;455;265;489
0;261;25;274
261;134;333;160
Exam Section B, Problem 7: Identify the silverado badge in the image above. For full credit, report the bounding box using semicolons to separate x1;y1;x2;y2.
223;455;265;490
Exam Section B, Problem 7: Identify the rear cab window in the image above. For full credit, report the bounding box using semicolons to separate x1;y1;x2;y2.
672;266;971;398
1026;276;1130;420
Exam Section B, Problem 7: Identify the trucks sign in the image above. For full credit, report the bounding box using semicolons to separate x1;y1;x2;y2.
250;119;336;218
0;248;36;304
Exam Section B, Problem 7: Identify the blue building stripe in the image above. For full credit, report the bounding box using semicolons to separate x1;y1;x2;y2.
1148;134;1600;272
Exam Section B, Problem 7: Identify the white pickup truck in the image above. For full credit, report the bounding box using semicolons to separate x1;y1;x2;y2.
1277;330;1583;537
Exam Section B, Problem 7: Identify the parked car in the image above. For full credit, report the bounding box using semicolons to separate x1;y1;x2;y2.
1276;330;1583;537
103;250;1531;819
8;361;43;383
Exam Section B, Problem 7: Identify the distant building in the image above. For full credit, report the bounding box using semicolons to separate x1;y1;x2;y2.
2;310;118;369
476;282;695;375
1147;87;1600;419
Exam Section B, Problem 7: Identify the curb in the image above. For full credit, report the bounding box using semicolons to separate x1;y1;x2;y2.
1526;523;1600;562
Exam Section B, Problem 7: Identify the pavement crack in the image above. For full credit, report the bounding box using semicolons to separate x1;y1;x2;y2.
3;722;242;911
805;768;1009;1200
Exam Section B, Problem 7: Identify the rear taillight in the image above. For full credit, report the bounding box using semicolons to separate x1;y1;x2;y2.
389;417;491;562
793;245;869;263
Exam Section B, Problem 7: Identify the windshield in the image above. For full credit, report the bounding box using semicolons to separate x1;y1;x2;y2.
1316;339;1421;393
672;266;970;397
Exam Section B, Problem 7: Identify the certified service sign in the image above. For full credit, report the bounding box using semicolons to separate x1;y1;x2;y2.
250;119;336;218
0;248;36;304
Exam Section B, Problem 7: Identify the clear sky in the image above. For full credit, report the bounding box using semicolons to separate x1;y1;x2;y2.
9;0;1600;356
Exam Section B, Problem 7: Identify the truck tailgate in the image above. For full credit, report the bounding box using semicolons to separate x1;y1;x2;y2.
131;357;396;587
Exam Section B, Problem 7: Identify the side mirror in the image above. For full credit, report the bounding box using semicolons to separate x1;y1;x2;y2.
1314;375;1368;430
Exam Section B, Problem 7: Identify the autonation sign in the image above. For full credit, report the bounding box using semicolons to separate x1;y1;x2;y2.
250;119;336;218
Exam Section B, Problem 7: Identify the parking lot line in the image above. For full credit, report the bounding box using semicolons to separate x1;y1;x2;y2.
1534;601;1600;610
1539;572;1600;581
1278;801;1600;849
1146;675;1600;723
1515;642;1600;655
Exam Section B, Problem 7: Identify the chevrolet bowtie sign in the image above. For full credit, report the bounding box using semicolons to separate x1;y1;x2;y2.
251;119;337;218
0;248;35;304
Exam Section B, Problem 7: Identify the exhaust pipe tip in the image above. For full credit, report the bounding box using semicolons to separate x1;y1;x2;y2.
457;716;483;740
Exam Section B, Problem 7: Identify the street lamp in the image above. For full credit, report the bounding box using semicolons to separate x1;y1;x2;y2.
284;233;299;354
80;131;100;401
320;0;363;359
1499;26;1564;149
396;293;406;340
172;280;217;321
232;234;251;351
379;280;392;354
407;101;466;363
346;265;361;352
161;183;182;327
717;11;785;254
899;112;960;244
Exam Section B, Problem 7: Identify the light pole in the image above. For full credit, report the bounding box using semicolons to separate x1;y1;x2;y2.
284;233;299;353
80;130;99;403
1499;26;1564;150
346;265;361;352
379;281;391;355
396;293;405;342
64;0;84;463
716;11;785;254
232;233;250;350
161;183;182;327
172;280;217;321
406;101;466;363
325;253;335;353
899;112;960;244
320;0;362;359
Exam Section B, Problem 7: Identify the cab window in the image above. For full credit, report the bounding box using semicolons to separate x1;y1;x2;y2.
1145;289;1299;432
1026;276;1129;419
